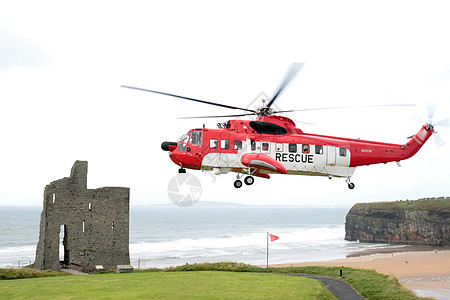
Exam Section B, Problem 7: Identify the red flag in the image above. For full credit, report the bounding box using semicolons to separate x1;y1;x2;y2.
269;234;279;242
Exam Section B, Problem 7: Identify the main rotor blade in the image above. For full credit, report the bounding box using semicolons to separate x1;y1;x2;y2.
292;119;318;126
178;113;255;119
121;85;256;113
275;103;416;114
267;63;304;109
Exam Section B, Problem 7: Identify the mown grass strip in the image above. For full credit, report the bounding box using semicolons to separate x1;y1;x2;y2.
165;263;422;300
1;262;423;300
0;271;335;300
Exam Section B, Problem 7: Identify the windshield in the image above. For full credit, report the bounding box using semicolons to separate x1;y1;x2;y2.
178;131;191;142
178;131;191;151
189;131;202;145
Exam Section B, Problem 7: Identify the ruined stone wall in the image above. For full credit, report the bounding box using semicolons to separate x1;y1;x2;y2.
35;161;130;271
345;199;450;246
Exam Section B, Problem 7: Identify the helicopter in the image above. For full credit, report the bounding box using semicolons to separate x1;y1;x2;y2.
122;63;448;189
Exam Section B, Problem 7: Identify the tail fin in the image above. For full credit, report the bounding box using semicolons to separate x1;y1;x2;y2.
403;124;434;159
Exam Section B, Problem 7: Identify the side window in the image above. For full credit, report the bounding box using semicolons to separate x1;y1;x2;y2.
234;140;243;150
315;145;323;155
276;143;283;152
221;140;229;149
251;140;256;151
288;144;297;153
210;139;218;148
339;147;347;157
302;144;310;154
262;142;269;151
190;131;202;145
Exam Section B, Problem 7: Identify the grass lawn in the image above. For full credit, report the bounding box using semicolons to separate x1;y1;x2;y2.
0;271;335;300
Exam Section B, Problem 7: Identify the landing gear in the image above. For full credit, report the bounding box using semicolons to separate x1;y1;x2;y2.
346;178;355;189
178;168;186;174
244;176;254;185
234;173;254;188
234;180;243;188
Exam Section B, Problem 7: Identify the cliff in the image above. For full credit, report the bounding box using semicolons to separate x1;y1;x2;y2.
345;198;450;246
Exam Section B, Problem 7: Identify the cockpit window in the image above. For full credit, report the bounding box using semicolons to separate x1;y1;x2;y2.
178;131;190;151
179;131;191;142
189;131;202;145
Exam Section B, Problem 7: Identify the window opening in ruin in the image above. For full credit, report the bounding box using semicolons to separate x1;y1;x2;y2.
59;224;69;266
52;193;56;203
82;220;86;233
112;221;115;231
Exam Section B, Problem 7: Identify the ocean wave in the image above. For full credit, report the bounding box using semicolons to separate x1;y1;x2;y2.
129;226;345;255
0;245;36;268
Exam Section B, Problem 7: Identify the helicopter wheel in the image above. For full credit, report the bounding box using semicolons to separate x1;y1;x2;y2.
244;176;254;186
234;180;243;188
178;168;186;174
348;182;355;189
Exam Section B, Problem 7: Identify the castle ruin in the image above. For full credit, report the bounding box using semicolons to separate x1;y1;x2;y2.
34;161;130;272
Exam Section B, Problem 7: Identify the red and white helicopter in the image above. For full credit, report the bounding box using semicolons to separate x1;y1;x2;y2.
122;64;448;189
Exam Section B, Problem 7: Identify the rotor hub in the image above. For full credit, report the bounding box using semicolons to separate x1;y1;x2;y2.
256;107;274;116
426;123;435;132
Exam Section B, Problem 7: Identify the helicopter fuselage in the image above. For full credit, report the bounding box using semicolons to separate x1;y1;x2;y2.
162;115;434;188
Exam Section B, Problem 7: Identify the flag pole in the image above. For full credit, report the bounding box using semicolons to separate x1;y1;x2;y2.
266;232;269;268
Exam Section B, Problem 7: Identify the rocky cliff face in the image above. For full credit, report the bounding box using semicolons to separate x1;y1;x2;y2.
345;198;450;246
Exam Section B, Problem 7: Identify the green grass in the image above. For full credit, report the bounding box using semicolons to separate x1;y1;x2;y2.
0;271;335;300
0;262;424;299
166;263;422;300
0;267;67;280
350;197;450;212
273;266;422;300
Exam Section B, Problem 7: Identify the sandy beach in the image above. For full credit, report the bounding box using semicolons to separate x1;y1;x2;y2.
274;248;450;299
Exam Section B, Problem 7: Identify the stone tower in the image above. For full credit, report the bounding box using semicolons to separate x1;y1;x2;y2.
35;161;130;272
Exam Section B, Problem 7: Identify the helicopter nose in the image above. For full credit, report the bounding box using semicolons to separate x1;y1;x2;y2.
161;141;177;151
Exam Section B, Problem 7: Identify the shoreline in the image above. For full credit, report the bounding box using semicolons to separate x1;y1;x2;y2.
345;244;450;258
272;246;450;300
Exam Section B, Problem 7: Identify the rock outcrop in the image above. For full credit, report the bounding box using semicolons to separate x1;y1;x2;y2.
345;198;450;246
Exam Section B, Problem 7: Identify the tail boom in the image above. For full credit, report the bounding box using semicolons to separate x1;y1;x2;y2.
349;124;434;167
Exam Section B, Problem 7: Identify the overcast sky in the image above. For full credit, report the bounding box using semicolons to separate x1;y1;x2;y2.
1;1;449;207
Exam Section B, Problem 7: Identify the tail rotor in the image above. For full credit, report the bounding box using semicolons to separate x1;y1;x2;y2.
413;103;449;148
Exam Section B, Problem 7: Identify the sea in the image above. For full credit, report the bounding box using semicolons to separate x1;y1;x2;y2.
0;204;392;269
